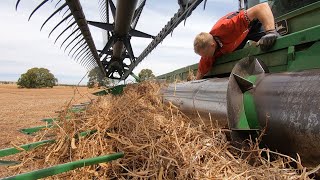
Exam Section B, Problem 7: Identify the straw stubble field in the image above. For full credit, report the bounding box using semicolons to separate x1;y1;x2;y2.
0;84;95;149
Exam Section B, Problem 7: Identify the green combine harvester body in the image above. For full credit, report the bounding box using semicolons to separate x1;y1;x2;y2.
2;1;320;179
158;0;320;81
161;0;320;167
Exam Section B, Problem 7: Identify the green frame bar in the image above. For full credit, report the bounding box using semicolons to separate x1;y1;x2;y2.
276;1;320;21
0;130;97;158
157;24;320;81
0;140;55;158
69;107;85;113
41;118;57;124
0;160;21;166
92;84;127;96
130;72;140;82
20;125;53;135
2;152;124;180
77;130;97;137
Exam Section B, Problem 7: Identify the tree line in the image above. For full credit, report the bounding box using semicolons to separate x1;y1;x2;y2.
16;67;155;88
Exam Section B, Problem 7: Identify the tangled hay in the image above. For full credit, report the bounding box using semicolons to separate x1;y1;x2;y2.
6;81;318;179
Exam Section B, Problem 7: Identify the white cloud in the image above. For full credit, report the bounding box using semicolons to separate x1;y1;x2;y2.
0;0;237;84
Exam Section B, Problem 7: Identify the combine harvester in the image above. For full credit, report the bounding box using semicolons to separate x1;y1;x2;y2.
161;0;320;167
2;0;320;179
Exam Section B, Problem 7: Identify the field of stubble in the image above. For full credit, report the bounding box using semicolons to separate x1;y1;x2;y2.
0;84;96;149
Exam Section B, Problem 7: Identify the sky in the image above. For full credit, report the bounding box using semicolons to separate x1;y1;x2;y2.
0;0;237;85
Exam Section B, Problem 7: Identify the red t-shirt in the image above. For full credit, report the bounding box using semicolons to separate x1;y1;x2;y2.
198;10;250;76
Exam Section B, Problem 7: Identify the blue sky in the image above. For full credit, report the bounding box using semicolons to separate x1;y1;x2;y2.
0;0;237;84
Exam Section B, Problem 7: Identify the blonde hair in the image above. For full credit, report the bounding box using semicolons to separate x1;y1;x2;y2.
193;32;212;54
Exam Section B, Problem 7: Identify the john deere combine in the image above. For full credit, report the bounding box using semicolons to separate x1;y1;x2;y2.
161;0;320;167
2;0;320;179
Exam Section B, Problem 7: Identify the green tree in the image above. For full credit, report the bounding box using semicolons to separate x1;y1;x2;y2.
17;67;58;88
138;69;155;81
87;67;111;88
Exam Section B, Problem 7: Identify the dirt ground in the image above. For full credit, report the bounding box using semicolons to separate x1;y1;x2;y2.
0;84;97;149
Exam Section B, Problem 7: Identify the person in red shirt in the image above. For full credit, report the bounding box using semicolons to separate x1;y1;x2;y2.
194;2;279;79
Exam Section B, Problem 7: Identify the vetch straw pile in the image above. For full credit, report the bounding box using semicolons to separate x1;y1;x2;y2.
7;81;317;179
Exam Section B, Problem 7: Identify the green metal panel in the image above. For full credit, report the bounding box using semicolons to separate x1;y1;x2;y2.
275;1;320;20
215;24;320;65
108;84;126;95
253;0;319;18
246;75;257;84
157;3;320;82
237;108;250;129
288;41;320;71
212;49;288;76
2;152;124;180
157;64;198;80
93;84;126;96
287;46;295;61
211;61;238;75
157;24;320;81
268;65;288;73
276;1;320;33
243;91;259;129
252;49;288;67
235;75;259;130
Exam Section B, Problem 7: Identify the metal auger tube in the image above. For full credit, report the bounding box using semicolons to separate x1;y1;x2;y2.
227;57;320;167
161;56;320;166
112;0;138;59
161;78;228;126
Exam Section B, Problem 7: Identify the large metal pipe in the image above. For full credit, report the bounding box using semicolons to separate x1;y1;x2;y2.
254;70;320;166
113;0;138;59
161;57;320;167
228;57;320;167
161;78;228;126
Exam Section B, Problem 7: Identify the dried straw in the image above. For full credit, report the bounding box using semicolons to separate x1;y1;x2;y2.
6;81;318;179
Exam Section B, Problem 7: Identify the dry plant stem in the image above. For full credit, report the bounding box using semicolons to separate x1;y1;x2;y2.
231;146;303;167
75;71;89;99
